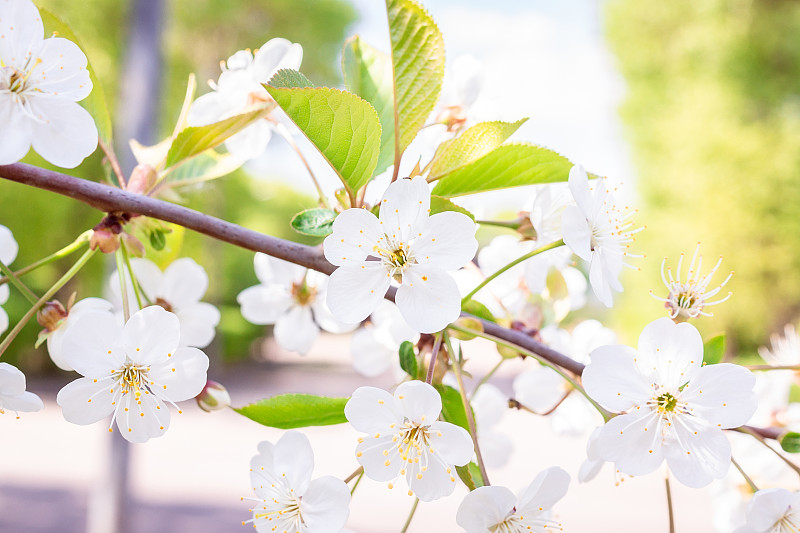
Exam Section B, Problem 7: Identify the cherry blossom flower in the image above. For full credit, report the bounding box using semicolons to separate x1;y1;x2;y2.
759;324;800;368
561;165;640;307
0;0;97;167
56;306;209;443
324;176;477;333
44;297;114;371
350;301;417;377
344;380;473;501
187;38;302;161
733;488;800;533
434;54;483;132
651;244;733;320
111;258;220;348
456;467;570;533
238;253;355;355
582;317;757;488
243;431;350;533
0;223;19;334
0;362;43;416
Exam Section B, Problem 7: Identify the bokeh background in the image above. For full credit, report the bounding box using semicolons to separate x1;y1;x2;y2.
1;0;799;531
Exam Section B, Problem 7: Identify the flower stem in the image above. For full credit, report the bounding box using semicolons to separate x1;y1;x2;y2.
447;322;612;422
730;456;759;492
349;470;364;496
399;497;419;533
115;249;131;323
275;122;330;209
120;241;145;310
461;239;564;305
425;331;444;384
472;358;504;396
445;333;491;487
0;231;90;287
665;473;675;533
344;465;364;484
0;259;38;305
474;219;520;230
0;248;96;358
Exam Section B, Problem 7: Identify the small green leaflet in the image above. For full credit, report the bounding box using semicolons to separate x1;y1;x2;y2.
234;394;349;429
164;104;273;169
40;9;113;146
386;0;445;163
290;208;338;237
265;69;381;197
455;462;485;491
428;119;528;181
703;335;725;365
780;431;800;453
429;195;475;220
343;36;395;178
435;384;470;433
461;299;495;323
398;340;418;378
432;143;573;198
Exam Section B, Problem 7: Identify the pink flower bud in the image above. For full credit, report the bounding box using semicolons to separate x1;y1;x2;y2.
89;228;120;253
125;164;158;195
196;380;231;412
37;300;67;332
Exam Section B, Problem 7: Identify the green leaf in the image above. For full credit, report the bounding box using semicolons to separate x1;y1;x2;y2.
780;431;800;453
428;119;528;180
268;69;315;89
40;9;112;145
432;143;574;198
266;70;381;196
429;195;475;220
399;340;418;378
234;394;349;429
462;300;495;323
343;36;395;178
435;384;470;433
456;462;485;491
149;229;167;251
290;208;338;237
165;151;244;187
164;104;273;169
386;0;446;160
703;335;726;365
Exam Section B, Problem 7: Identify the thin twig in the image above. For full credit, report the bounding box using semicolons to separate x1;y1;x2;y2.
343;465;364;484
425;331;444;384
399;497;419;533
0;259;38;305
0;232;90;287
665;473;675;533
731;456;759;492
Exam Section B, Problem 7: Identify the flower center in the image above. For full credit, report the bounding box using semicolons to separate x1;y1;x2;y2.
253;495;304;533
153;297;174;313
373;240;415;282
290;280;317;306
119;361;150;395
656;392;678;413
774;508;800;533
490;513;563;533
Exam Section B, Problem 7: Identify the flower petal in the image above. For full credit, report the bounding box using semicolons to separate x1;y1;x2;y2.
253;252;306;286
561;205;592;261
273;431;314;496
355;434;401;482
0;224;18;265
582;345;652;412
174;302;220;348
1;390;43;413
0;362;25;395
682;363;756;429
60;312;126;377
122;307;181;366
407;448;459;502
456;485;516;533
595;410;665;477
378;176;431;242
350;326;394;377
664;419;731;488
149;346;209;403
115;390;170;443
0;306;7;335
159;258;209;307
0;96;33;165
326;263;391;324
396;265;461;333
427;420;473;466
299;476;350;533
589;251;617;307
745;488;800;531
395;381;442;425
515;466;571;514
251;38;303;81
568;164;592;214
344;386;402;434
638;318;704;389
412;211;477;270
273;305;319;354
237;285;293;325
57;377;116;424
0;0;43;62
323;209;382;267
28;97;98;168
513;366;567;412
30;37;92;100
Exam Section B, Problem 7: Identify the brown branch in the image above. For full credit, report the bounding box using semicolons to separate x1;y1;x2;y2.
0;162;780;440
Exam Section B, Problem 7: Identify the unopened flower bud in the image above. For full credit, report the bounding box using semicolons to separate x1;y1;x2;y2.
516;213;538;241
449;316;483;341
90;228;120;253
125;164;158;195
435;105;467;132
37;300;67;332
196;380;231;412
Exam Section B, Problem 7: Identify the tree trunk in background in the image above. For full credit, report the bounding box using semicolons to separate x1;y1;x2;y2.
87;1;164;532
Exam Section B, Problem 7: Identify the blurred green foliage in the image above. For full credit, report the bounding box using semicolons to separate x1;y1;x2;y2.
0;0;356;371
606;0;800;355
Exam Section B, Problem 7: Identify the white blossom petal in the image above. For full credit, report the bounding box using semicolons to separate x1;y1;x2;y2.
638;318;704;389
174;302;220;348
682;363;756;429
273;305;319;355
57;377;116;424
148;346;209;403
0;224;19;265
122;306;180;366
664;419;731;488
515;466;571;514
272;431;314;496
159;258;209;307
595;409;665;477
561;205;591;261
253;253;306;286
396;380;442;425
427;420;473;465
350;326;394;377
396;264;461;333
28;97;98;168
344;386;402;434
412;211;477;270
327;263;391;324
378;176;431;243
116;390;171;443
298;476;350;533
60;312;126;377
323;209;382;267
237;285;293;325
582;345;652;411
